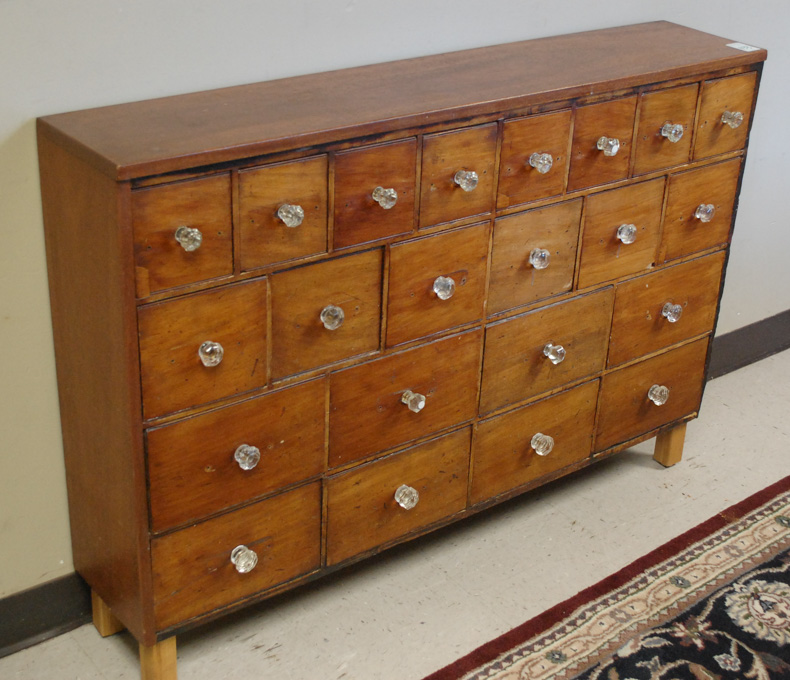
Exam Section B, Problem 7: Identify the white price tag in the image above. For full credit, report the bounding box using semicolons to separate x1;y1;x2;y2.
727;42;760;52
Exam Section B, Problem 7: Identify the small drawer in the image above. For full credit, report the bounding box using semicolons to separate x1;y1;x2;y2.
419;123;497;228
608;252;726;368
329;329;482;468
633;83;698;176
326;428;470;565
238;155;328;271
694;72;757;160
270;249;382;379
595;338;709;452
577;177;665;289
480;288;613;414
471;380;598;504
662;159;741;262
488;199;582;315
138;278;268;419
497;109;572;208
386;223;489;347
334;138;417;248
132;174;232;297
152;482;321;630
147;379;326;533
567;96;637;192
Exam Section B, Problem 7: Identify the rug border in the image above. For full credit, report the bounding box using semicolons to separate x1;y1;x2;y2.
422;474;790;680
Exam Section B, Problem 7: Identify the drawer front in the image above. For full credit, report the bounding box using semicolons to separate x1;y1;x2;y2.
471;380;598;504
419;123;497;228
329;329;482;468
595;338;709;452
132;174;232;297
694;72;757;160
662;159;741;262
568;96;637;192
497;109;572;208
577;178;665;289
326;428;470;565
152;482;321;630
270;249;383;379
480;287;613;414
386;223;489;347
139;279;268;419
334;138;417;248
488;199;581;315
147;379;326;533
238;155;328;271
633;83;698;175
608;252;726;367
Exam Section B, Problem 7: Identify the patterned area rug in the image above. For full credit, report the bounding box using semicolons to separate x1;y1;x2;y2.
424;476;790;680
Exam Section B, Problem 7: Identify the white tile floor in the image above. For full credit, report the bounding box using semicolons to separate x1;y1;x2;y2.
3;349;789;680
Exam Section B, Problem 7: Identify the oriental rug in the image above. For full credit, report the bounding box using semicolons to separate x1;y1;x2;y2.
424;475;790;680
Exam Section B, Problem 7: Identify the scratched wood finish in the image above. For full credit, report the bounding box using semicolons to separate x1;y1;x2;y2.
694;71;757;160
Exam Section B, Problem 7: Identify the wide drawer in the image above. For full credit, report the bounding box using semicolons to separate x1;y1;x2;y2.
151;482;321;630
326;428;471;565
694;71;757;160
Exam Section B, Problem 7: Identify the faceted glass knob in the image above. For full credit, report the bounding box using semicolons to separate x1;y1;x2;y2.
198;341;224;367
648;384;670;406
277;203;305;228
394;484;419;510
695;203;716;223
662;302;683;323
175;225;202;252
660;122;685;143
453;170;479;192
433;275;456;301
372;186;398;209
528;152;553;174
529;248;551;270
597;136;621;157
320;304;345;331
543;343;566;365
530;432;555;457
721;111;744;129
616;223;638;245
401;390;426;413
230;545;258;574
234;444;261;471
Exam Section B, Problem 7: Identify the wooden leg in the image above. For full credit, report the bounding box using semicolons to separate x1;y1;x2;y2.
653;422;687;467
91;590;125;637
140;636;177;680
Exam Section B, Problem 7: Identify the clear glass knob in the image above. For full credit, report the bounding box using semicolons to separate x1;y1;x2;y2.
394;484;419;510
175;225;202;252
597;136;621;157
198;341;224;367
234;444;261;471
372;186;398;209
530;432;555;457
528;152;553;174
277;203;305;228
529;248;551;270
432;275;456;300
694;203;716;223
453;170;479;192
230;545;258;574
660;122;685;143
543;343;566;365
662;302;683;323
648;384;670;406
320;304;345;331
721;111;744;129
616;223;638;245
401;390;426;413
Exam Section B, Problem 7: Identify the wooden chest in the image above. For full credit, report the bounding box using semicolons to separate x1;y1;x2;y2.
37;21;766;679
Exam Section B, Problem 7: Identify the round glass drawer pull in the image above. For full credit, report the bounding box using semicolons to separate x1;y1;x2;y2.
648;384;670;406
530;432;554;457
453;170;479;192
394;484;419;510
529;248;550;270
401;390;426;413
695;203;715;223
543;342;566;365
198;341;224;367
616;223;637;245
372;186;398;209
320;304;345;330
230;545;258;574
528;152;553;174
175;225;202;252
721;111;744;129
662;302;683;323
277;203;305;228
234;444;261;471
433;275;456;300
660;122;684;143
596;136;621;157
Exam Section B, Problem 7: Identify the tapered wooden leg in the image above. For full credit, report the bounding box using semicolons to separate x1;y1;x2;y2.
653;422;687;467
140;636;177;680
91;590;125;637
